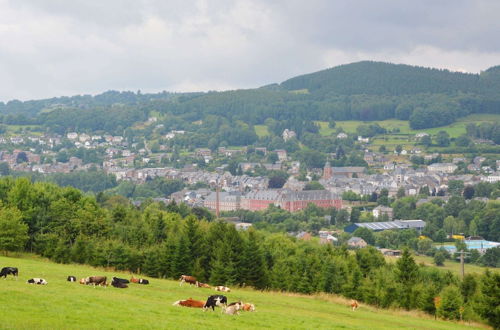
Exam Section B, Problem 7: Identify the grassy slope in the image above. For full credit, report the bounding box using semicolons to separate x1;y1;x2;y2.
316;114;500;138
0;254;487;330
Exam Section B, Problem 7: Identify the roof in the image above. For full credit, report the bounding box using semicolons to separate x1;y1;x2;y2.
347;237;366;244
345;220;426;232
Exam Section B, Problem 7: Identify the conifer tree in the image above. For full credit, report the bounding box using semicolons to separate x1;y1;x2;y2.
395;248;419;309
437;285;463;320
240;229;267;289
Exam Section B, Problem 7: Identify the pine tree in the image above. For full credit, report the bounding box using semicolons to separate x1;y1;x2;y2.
475;270;500;328
437;285;463;320
171;234;191;278
240;230;267;289
395;248;419;310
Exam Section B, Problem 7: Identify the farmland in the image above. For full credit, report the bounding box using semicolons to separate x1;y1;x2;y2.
0;254;484;329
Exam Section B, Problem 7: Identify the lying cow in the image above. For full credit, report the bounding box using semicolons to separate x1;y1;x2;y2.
111;281;128;288
173;298;205;308
215;285;231;292
196;282;211;288
204;295;227;311
224;302;242;315
350;300;359;311
27;278;47;285
80;276;107;287
0;267;18;279
130;276;149;285
112;277;129;284
242;303;255;312
179;275;197;286
67;276;77;282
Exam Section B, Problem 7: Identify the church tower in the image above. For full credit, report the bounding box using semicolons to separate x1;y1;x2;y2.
323;161;332;180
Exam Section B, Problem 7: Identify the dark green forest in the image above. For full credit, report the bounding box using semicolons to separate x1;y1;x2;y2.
1;62;500;134
0;177;498;327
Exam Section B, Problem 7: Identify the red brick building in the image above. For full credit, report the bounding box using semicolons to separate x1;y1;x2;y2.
240;189;342;212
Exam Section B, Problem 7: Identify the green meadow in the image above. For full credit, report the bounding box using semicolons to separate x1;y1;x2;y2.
0;254;487;329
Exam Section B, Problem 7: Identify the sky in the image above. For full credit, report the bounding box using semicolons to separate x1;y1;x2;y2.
1;0;499;101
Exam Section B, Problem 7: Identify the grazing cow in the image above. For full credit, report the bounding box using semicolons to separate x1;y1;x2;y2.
67;276;77;282
179;275;197;286
0;267;18;279
350;300;359;311
224;302;242;315
204;295;227;311
27;278;48;285
196;282;211;288
172;298;205;308
215;285;231;292
80;276;107;287
130;276;149;285
242;303;255;312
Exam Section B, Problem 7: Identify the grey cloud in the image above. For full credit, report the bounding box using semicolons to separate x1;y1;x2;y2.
0;0;499;101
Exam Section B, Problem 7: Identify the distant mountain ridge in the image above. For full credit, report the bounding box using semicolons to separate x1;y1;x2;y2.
1;61;499;132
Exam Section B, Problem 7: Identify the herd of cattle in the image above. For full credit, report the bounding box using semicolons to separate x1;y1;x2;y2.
2;267;360;314
2;267;256;315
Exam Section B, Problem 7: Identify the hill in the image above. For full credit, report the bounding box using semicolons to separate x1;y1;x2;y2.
0;254;485;329
1;61;499;132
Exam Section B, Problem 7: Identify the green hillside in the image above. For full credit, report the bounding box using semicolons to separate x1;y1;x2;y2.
0;254;484;330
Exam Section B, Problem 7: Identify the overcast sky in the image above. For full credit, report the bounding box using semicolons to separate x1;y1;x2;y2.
1;0;499;101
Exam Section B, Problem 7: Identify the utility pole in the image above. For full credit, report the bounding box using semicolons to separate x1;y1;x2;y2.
456;250;470;279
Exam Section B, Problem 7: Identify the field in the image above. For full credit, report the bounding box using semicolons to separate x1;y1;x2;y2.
385;254;498;276
316;114;500;138
254;125;270;137
0;254;487;329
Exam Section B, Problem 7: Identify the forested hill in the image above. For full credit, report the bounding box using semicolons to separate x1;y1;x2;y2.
280;61;497;96
1;61;500;131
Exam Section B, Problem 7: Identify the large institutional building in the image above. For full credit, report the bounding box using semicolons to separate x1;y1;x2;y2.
204;189;342;212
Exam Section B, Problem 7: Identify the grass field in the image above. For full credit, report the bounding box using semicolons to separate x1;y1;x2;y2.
0;254;487;329
254;125;270;137
385;254;498;277
316;114;500;138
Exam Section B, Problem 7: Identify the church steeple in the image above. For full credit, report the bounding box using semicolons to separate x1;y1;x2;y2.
323;161;332;180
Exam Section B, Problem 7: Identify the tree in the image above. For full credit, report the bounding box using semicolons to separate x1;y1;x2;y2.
395;145;402;154
0;162;10;176
463;186;475;200
433;250;447;266
437;285;463;320
420;135;432;147
436;131;450;147
455;134;471;147
395;249;419;310
16;152;29;164
397;187;406;198
0;206;29;255
268;171;289;189
448;180;464;196
475;270;500;328
352;227;374;245
304;181;324;190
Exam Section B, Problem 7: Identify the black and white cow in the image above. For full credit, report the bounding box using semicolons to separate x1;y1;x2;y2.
203;295;228;311
27;278;48;285
0;267;18;279
67;276;77;282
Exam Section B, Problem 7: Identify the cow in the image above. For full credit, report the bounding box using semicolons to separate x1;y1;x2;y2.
80;276;107;287
27;278;48;285
204;295;227;311
179;275;197;286
111;278;128;289
196;282;211;288
224;302;242;315
67;276;77;282
215;285;231;292
172;298;205;308
112;277;129;284
242;303;255;312
0;267;18;279
350;300;359;311
130;276;149;285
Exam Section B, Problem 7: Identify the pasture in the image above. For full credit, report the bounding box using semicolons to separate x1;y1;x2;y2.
0;254;487;329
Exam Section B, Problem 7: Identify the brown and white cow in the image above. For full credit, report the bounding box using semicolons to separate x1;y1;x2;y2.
80;276;107;287
172;298;205;308
196;282;211;288
130;276;149;285
179;275;197;286
242;303;255;312
350;300;359;311
214;285;231;292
